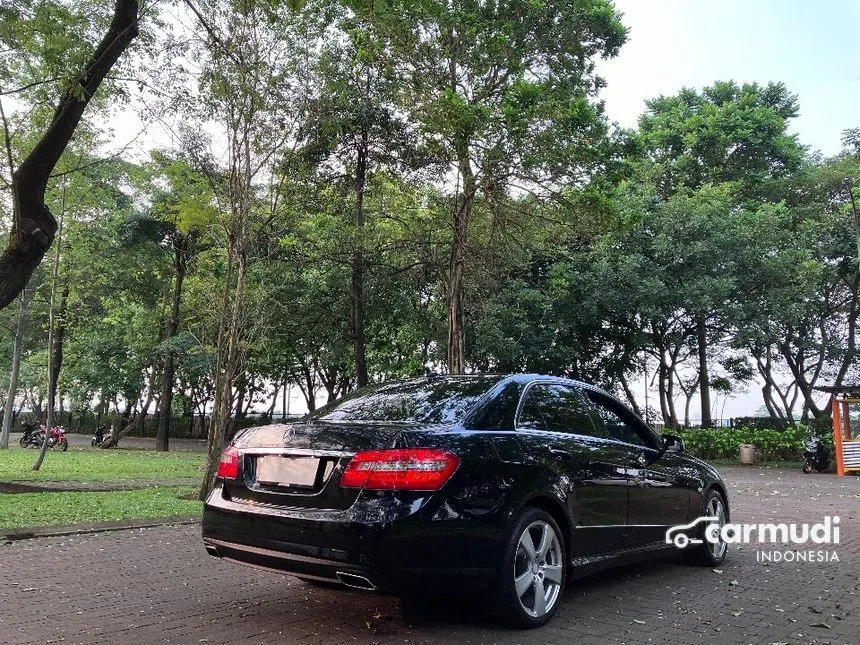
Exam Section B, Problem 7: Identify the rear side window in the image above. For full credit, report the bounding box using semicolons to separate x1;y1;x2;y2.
517;383;608;439
584;389;658;448
305;376;499;424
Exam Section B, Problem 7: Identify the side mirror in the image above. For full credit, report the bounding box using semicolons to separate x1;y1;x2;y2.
663;434;684;453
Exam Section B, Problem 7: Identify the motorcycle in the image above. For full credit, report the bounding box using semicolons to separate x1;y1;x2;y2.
19;422;41;448
802;435;829;473
18;422;67;451
92;426;109;447
91;426;116;448
48;425;69;451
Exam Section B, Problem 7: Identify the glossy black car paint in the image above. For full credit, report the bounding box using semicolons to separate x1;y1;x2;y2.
202;374;728;591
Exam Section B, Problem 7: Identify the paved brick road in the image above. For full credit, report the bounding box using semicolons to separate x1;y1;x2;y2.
1;466;858;645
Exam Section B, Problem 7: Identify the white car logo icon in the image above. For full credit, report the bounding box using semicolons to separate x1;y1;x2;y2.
665;516;719;549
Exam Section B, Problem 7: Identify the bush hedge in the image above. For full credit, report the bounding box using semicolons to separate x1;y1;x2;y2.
675;426;833;462
730;416;793;431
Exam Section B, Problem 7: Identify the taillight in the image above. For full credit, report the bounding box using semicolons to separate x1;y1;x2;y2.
217;446;240;480
340;448;459;491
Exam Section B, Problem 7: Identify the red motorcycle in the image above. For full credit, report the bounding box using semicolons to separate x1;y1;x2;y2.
25;424;68;451
48;425;69;451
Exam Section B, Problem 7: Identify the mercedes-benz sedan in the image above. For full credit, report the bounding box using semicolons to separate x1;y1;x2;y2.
202;374;729;627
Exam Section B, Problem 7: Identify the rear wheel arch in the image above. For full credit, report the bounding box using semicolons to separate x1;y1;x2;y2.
521;495;572;560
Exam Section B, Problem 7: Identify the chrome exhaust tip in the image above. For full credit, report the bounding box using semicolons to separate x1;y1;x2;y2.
336;571;376;591
204;544;221;558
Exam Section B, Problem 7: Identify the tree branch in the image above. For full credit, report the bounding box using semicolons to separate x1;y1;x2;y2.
0;0;139;310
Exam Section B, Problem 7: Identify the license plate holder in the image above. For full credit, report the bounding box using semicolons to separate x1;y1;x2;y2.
255;456;319;487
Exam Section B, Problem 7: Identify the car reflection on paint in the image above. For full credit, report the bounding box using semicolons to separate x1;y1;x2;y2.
202;373;729;628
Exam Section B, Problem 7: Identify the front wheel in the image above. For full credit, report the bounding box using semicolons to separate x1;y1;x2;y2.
20;436;28;448
494;507;566;628
59;438;68;452
687;489;729;567
802;460;813;474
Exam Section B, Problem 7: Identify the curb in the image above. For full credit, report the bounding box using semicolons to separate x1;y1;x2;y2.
1;516;201;542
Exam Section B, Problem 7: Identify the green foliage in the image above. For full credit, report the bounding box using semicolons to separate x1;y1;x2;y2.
732;416;793;431
676;426;825;462
1;0;857;459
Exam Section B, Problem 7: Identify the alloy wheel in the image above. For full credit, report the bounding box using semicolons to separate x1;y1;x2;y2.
707;495;727;560
513;519;563;619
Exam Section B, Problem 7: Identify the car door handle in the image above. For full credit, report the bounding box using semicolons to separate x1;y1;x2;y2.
549;448;572;461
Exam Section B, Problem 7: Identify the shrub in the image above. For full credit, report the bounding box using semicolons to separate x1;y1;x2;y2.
676;426;814;461
731;416;793;431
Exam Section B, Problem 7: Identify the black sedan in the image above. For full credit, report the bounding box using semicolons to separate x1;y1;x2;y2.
202;374;729;627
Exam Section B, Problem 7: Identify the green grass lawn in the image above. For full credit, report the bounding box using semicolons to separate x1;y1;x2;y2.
0;487;202;529
0;446;205;482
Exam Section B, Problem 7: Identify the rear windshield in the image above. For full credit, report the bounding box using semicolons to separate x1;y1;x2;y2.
305;376;500;424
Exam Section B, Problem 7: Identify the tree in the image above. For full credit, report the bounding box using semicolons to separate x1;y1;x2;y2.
295;8;421;387
0;0;140;309
356;0;627;373
636;81;804;425
145;152;217;451
186;0;324;497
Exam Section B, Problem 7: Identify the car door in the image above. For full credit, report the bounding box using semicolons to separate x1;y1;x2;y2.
583;389;693;547
515;382;632;558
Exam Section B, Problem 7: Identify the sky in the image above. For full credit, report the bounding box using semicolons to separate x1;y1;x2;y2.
599;0;860;157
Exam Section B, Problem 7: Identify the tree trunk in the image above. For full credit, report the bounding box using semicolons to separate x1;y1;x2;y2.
0;0;139;310
351;125;369;388
697;317;712;427
617;373;641;416
34;212;64;470
657;356;670;426
200;250;248;499
447;143;475;374
156;242;186;452
50;284;69;409
0;289;29;448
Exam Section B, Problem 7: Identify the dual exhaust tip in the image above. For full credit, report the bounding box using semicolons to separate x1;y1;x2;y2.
335;571;376;591
204;543;375;591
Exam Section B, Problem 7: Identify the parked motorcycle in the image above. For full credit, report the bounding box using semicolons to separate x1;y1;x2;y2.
19;422;41;448
91;426;109;447
48;425;68;451
91;426;116;448
18;422;67;451
802;435;829;473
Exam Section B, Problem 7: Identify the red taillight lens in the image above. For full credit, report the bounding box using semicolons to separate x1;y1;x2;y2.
217;446;240;480
340;448;459;491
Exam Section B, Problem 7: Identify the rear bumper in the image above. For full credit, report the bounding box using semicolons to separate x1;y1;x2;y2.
201;483;501;592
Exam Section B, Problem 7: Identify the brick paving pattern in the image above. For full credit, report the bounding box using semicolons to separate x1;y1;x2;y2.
1;466;858;645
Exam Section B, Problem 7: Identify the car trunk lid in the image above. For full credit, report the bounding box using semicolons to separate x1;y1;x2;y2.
222;421;408;510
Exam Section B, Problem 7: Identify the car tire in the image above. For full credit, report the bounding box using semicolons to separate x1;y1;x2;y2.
687;489;729;567
494;506;567;628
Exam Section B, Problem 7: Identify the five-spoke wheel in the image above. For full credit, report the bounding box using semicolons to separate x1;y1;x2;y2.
497;507;566;627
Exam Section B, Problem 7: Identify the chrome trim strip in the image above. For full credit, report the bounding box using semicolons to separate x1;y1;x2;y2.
570;540;672;567
203;538;345;567
575;523;670;529
237;448;354;458
218;556;342;583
